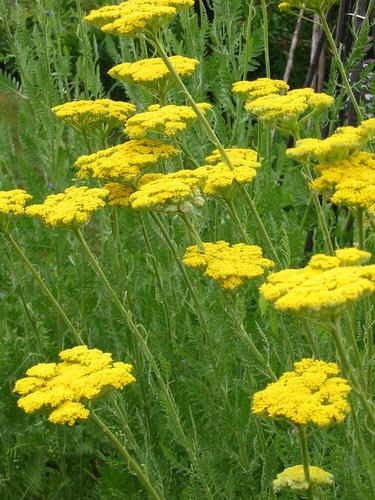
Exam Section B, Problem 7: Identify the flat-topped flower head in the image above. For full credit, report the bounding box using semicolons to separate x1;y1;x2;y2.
74;139;179;182
0;189;32;218
252;358;351;426
52;99;136;131
232;78;289;101
26;186;108;228
260;247;375;318
125;103;211;139
310;151;375;214
194;163;258;198
108;56;199;88
287;126;366;163
14;345;135;425
273;465;334;493
245;88;334;129
129;169;204;213
85;0;194;37
183;241;274;290
205;148;260;169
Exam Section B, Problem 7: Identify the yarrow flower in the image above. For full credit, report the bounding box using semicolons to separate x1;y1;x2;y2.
273;465;334;493
0;189;32;218
310;151;375;214
52;99;136;130
108;56;199;88
74;139;179;182
125;103;211;139
232;78;289;101
14;345;135;425
245;88;334;130
26;186;108;228
129;170;204;213
260;247;375;317
85;0;194;38
183;241;274;290
251;358;351;426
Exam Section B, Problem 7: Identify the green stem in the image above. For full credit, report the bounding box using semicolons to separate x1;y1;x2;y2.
297;425;313;500
179;212;205;253
260;0;271;78
150;212;209;342
224;198;251;244
147;33;278;264
356;207;365;250
1;230;84;345
305;167;334;255
74;228;189;444
90;412;163;500
331;319;375;430
319;12;362;123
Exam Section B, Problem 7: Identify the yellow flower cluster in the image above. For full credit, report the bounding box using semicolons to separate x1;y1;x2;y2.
278;1;337;13
183;241;274;290
52;99;136;130
194;163;258;197
74;139;179;182
85;0;194;37
0;189;32;217
125;103;211;139
26;186;108;228
104;182;136;207
108;55;199;87
232;77;289;100
273;465;334;493
205;148;260;169
245;88;333;126
260;247;375;317
129;170;204;212
14;345;135;425
310;151;375;213
252;358;351;426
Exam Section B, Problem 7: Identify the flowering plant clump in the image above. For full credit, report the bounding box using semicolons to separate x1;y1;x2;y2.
85;0;194;38
74;139;179;182
310;151;375;214
273;465;334;493
232;77;289;101
260;248;375;317
129;169;204;213
244;88;334;130
0;189;32;218
13;345;135;425
125;103;211;139
108;56;199;87
52;99;136;130
183;241;274;290
252;358;351;427
26;186;108;228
